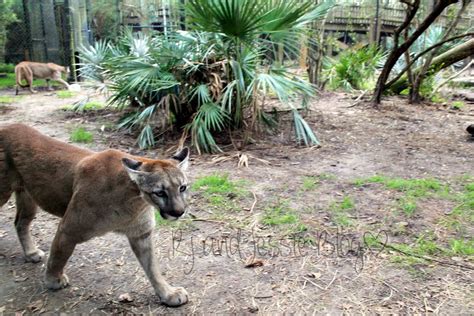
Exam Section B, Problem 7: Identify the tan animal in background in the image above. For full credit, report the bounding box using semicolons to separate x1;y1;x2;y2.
15;61;70;95
0;123;190;307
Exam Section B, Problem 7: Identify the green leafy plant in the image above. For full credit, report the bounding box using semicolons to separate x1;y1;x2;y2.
70;127;93;143
324;45;385;91
80;0;334;152
0;63;15;73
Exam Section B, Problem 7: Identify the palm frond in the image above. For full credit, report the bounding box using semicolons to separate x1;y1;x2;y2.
292;109;319;146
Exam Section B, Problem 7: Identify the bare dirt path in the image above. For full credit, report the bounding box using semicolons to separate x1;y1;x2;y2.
0;88;473;314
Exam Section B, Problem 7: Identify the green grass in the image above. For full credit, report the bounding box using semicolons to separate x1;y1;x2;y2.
354;175;445;216
0;73;62;90
56;91;76;99
70;127;93;143
451;101;464;110
62;100;107;112
329;196;355;227
192;173;243;195
0;73;16;89
390;229;474;269
262;200;298;226
430;94;447;104
399;197;417;216
449;238;474;255
355;175;443;196
441;182;474;231
0;96;15;104
301;176;319;191
261;199;307;235
192;173;247;210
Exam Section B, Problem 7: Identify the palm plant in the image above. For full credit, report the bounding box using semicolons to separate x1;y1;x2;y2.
324;45;386;91
80;0;334;152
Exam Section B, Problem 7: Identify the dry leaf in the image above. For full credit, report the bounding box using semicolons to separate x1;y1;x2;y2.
244;258;264;268
27;300;43;313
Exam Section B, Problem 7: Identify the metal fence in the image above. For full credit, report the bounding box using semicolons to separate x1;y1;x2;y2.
4;0;89;78
3;0;474;70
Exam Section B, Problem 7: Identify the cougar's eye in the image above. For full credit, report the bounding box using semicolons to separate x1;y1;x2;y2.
153;190;167;198
179;185;187;193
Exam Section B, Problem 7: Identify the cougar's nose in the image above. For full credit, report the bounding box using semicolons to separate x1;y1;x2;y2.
174;209;185;217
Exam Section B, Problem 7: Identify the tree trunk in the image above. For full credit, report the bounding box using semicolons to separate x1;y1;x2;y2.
389;39;474;94
410;0;471;103
372;0;459;105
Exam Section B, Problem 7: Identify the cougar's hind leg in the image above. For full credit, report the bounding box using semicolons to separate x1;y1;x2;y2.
46;79;53;91
14;189;45;263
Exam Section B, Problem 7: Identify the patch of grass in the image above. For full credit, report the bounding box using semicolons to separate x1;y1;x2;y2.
445;182;474;225
0;73;62;90
70;127;93;143
399;196;417;216
353;175;445;216
390;233;444;267
301;176;319;191
391;235;473;268
329;196;355;227
63;100;107;112
56;90;76;99
261;199;308;235
0;96;15;104
430;94;447;104
0;73;16;89
192;174;242;195
262;200;298;226
449;238;474;255
353;174;387;186
451;101;464;110
192;173;247;211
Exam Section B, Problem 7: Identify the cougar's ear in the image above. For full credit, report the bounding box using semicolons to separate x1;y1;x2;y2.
172;147;189;171
122;157;144;182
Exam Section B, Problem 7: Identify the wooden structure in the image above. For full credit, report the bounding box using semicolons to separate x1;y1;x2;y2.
324;1;474;45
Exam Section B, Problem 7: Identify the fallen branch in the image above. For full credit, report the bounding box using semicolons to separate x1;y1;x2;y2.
347;90;369;108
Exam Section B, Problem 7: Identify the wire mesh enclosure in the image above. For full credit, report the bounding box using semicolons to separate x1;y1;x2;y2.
4;0;91;81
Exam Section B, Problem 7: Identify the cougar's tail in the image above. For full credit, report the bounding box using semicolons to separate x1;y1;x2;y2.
15;66;29;95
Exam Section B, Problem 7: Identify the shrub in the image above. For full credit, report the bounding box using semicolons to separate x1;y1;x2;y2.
79;0;334;152
324;45;385;91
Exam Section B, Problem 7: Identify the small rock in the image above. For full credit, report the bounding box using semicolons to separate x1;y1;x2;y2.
118;293;133;303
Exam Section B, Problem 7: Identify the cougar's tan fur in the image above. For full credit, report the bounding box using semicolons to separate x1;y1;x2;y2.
0;123;190;306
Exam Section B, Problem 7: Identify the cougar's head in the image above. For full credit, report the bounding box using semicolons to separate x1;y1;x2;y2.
122;148;190;220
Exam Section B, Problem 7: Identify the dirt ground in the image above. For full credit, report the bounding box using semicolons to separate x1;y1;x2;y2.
0;86;473;314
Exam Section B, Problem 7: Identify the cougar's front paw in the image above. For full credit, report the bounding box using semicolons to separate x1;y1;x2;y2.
160;287;189;307
25;249;45;263
45;273;69;290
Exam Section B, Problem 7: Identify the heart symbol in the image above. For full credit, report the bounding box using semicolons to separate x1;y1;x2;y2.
363;230;388;257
